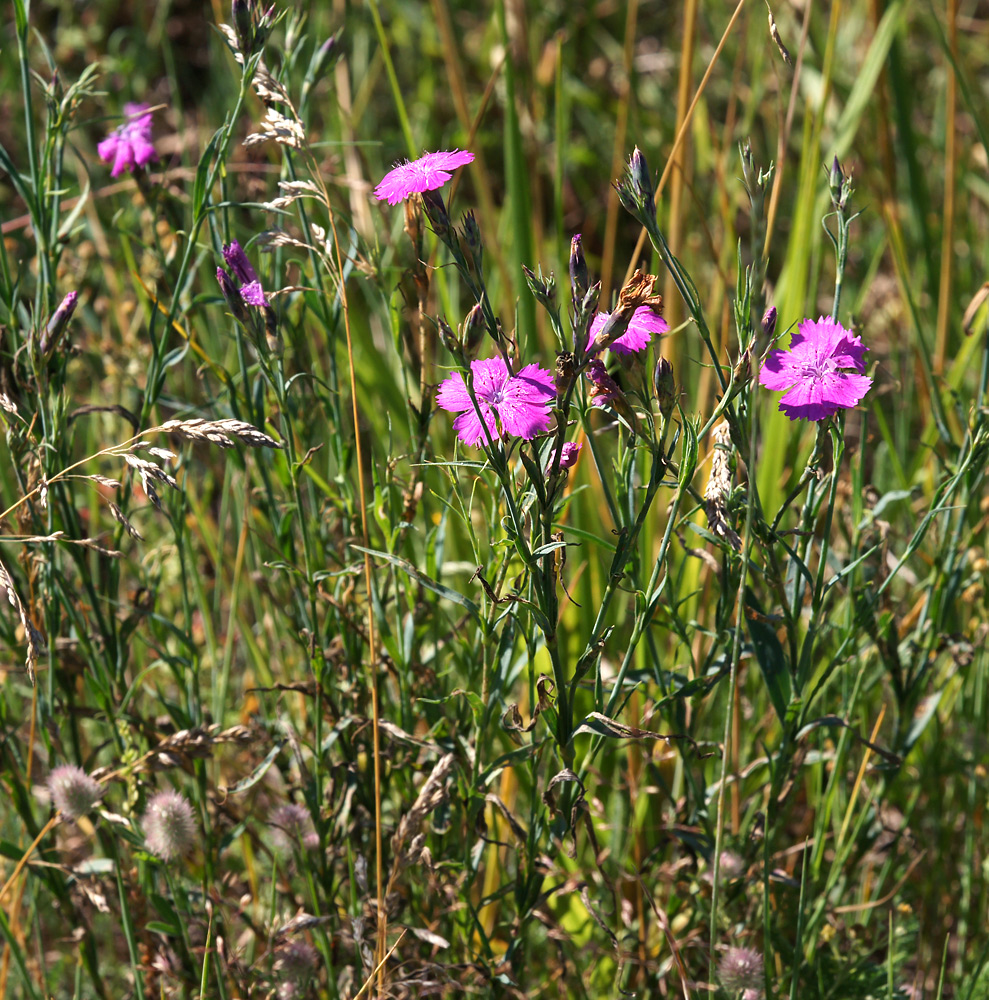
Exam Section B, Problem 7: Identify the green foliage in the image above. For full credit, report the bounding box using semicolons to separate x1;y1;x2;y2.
0;1;986;998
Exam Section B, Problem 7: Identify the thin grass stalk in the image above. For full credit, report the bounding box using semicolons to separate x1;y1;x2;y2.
319;181;387;997
661;0;696;349
623;0;749;287
934;0;957;373
600;0;641;306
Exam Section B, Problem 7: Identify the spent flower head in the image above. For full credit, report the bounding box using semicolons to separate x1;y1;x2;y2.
374;149;474;206
718;946;764;994
759;315;872;421
47;764;101;819
436;357;556;447
97;103;157;178
589;306;668;356
143;790;197;861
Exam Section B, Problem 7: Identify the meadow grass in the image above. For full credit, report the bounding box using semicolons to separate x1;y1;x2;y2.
1;0;988;997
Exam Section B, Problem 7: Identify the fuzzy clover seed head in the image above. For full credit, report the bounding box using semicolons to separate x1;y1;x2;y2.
274;939;320;999
718;946;764;994
47;765;102;819
270;803;319;852
143;790;197;861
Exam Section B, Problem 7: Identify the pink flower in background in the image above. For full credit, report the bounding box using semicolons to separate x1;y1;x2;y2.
97;103;157;177
759;315;872;421
547;441;581;474
437;357;555;447
374;149;474;205
589;306;668;355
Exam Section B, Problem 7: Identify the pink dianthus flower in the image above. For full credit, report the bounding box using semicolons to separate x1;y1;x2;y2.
589;306;668;355
97;103;157;178
759;315;872;421
436;357;555;447
374;149;474;206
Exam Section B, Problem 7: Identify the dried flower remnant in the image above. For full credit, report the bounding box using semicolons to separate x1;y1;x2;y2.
47;765;102;819
436;357;555;447
142;790;197;861
374;149;475;206
588;305;668;356
97;103;157;177
718;946;764;995
585;359;621;407
759;315;872;421
589;271;664;354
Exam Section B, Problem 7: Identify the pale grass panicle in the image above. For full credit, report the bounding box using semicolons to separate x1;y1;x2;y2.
704;419;741;552
0;556;46;685
244;107;306;150
156;417;282;449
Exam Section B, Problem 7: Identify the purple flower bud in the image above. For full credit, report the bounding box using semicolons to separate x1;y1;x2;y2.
232;0;253;53
761;305;777;339
547;441;581;475
40;291;79;356
569;234;588;302
47;764;101;819
143;790;197;861
217;267;250;326
629;146;654;206
420;188;452;241
462;302;486;361
653;356;676;419
222;240;259;287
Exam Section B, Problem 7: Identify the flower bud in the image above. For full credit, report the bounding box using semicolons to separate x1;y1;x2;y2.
264;306;282;355
569;234;588;302
462;302;486;361
629;146;654;208
460;211;483;271
232;0;254;54
217;267;251;327
761;305;777;339
547;441;581;475
438;318;462;358
522;264;556;310
653;356;676;420
39;291;78;357
421;188;452;242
